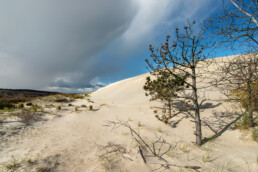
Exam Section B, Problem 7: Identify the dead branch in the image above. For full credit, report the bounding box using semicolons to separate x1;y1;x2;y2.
104;120;201;171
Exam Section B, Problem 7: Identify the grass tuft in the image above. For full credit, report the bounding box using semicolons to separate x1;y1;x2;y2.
252;128;258;142
5;156;21;171
56;106;61;111
234;112;251;130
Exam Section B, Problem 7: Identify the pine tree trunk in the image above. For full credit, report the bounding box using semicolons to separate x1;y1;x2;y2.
194;106;202;145
248;103;254;127
247;83;254;127
192;67;202;146
168;100;172;118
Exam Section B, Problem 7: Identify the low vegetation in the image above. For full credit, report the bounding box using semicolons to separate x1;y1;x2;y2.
17;102;24;108
12;110;43;125
3;154;60;172
252;128;258;142
56;106;61;111
0;89;58;106
64;93;84;100
231;81;258;112
4;156;21;171
0;102;15;110
98;142;126;171
234;112;251;130
87;98;94;103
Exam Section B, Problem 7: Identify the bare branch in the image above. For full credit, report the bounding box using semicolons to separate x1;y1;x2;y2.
231;0;258;26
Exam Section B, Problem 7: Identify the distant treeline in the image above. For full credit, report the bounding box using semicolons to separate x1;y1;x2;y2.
0;89;59;109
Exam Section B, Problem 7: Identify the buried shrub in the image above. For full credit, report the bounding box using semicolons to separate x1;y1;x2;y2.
13;111;42;125
98;142;126;171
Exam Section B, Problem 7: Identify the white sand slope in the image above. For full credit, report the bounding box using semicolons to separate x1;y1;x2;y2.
0;56;257;172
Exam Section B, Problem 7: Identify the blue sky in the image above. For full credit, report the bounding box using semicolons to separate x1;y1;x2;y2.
0;0;236;93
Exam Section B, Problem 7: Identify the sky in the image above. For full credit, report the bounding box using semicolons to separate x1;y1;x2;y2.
0;0;229;93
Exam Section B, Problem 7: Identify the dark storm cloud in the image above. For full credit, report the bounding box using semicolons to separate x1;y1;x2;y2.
0;0;222;93
0;0;136;91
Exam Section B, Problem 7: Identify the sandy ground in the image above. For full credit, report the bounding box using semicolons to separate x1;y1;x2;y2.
0;56;257;172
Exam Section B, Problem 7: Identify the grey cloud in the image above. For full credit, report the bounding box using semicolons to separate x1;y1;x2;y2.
0;0;223;93
50;79;72;88
0;0;136;91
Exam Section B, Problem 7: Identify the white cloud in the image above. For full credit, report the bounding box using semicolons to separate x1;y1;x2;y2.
123;0;173;43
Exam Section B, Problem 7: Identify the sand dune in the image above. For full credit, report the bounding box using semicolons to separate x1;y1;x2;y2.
0;56;257;172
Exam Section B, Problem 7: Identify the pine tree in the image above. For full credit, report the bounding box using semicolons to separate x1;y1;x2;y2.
144;70;188;123
145;21;214;146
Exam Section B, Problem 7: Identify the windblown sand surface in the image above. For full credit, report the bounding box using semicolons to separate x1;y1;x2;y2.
0;56;257;171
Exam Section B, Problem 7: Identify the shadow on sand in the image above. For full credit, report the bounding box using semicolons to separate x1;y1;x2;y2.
202;110;242;144
153;101;242;144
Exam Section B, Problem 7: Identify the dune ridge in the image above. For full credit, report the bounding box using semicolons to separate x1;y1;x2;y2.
0;56;257;172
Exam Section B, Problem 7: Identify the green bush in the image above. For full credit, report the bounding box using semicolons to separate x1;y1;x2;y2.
54;97;69;103
89;105;93;111
235;112;250;129
68;94;84;99
231;81;258;112
252;128;258;142
0;102;14;110
31;105;40;112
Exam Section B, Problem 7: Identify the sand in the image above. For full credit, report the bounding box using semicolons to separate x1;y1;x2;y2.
0;55;257;172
